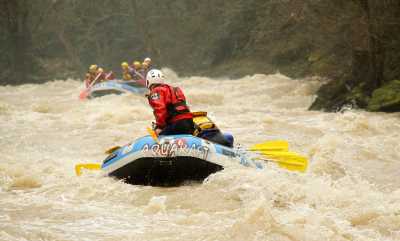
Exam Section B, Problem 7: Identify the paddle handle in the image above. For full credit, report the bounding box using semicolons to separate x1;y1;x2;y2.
147;127;160;144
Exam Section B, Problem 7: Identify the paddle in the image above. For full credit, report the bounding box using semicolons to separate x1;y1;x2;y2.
249;140;289;152
105;71;114;80
145;128;307;171
79;72;103;100
147;127;160;143
248;140;308;172
74;163;101;176
105;146;120;154
254;151;308;172
132;69;145;83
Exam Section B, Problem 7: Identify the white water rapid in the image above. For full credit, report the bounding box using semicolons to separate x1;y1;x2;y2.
0;69;399;241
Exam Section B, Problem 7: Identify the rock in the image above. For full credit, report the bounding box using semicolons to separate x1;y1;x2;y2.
346;84;370;109
309;80;349;111
367;80;400;112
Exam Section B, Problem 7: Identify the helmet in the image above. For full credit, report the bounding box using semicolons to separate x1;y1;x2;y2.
144;57;151;63
223;133;234;147
97;67;104;73
89;64;98;73
121;62;129;69
133;61;141;69
146;69;164;88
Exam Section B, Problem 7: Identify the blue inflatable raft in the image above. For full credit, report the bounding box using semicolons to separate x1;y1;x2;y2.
101;135;263;186
88;80;146;98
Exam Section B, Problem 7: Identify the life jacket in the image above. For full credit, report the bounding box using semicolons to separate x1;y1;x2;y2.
87;72;97;80
122;70;132;80
93;71;113;82
105;71;115;80
139;69;148;80
147;84;192;128
85;72;97;87
95;71;107;82
166;85;191;121
131;68;145;81
192;111;218;136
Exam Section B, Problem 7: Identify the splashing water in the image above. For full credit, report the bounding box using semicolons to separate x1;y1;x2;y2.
0;70;399;241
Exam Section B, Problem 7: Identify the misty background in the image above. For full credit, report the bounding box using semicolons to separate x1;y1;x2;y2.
1;0;399;111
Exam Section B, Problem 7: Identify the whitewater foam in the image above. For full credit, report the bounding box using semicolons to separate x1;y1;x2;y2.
0;70;399;240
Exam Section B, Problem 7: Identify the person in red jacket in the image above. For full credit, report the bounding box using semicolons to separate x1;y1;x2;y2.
96;68;115;82
146;69;194;135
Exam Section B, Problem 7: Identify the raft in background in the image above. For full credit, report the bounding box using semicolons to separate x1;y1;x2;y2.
81;80;147;99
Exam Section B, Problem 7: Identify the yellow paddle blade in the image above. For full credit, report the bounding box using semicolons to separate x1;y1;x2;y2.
75;163;102;176
259;151;308;172
147;127;159;143
105;146;120;154
249;140;289;152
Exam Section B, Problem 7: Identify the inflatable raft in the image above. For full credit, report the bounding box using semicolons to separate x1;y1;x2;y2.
101;134;263;186
85;80;146;99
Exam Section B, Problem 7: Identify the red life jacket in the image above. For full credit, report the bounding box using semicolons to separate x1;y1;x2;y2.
84;72;97;88
105;71;115;80
166;85;191;120
148;84;192;128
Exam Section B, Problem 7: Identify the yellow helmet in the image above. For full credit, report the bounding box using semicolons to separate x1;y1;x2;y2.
97;67;104;73
89;64;98;73
121;62;129;69
133;61;141;69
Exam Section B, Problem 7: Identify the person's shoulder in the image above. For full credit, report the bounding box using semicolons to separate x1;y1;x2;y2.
151;84;171;96
153;84;170;90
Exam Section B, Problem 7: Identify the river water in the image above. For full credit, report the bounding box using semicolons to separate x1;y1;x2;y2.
0;70;399;241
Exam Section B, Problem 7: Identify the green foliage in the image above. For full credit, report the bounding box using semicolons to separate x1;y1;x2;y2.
0;0;399;114
346;84;371;109
367;80;400;112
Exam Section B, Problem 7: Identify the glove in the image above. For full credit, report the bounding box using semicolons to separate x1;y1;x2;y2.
155;128;162;135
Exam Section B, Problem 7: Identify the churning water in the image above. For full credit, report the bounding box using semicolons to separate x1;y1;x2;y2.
0;69;399;241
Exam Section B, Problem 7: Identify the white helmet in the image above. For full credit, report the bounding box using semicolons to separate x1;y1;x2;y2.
146;69;165;88
144;57;151;63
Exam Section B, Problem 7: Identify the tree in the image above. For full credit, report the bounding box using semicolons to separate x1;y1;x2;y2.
0;0;34;84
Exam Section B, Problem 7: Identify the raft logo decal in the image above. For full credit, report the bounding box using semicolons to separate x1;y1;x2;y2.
141;139;209;159
150;93;160;100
